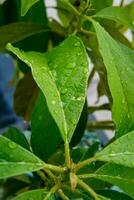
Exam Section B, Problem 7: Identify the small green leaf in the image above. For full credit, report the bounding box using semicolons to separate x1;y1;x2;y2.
92;20;134;137
7;36;88;142
0;22;45;51
96;131;134;168
90;0;113;12
3;127;30;150
13;189;55;200
95;163;134;198
95;6;134;31
31;92;62;161
21;0;39;16
0;136;44;179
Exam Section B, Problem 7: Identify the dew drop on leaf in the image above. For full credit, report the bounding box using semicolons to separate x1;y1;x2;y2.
8;142;17;149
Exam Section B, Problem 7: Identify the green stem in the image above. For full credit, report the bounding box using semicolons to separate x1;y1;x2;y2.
77;178;99;200
37;170;48;182
44;184;60;200
62;0;80;16
43;168;57;181
75;157;96;171
65;139;71;168
120;0;124;7
78;174;96;179
58;189;69;200
43;163;66;173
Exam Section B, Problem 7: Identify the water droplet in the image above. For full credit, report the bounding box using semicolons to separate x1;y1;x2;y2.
51;100;56;105
8;142;17;149
61;88;67;95
127;114;130;119
74;42;80;47
71;118;76;125
71;96;76;100
51;70;57;77
77;52;82;56
67;63;76;69
122;99;125;104
39;115;43;121
59;102;63;108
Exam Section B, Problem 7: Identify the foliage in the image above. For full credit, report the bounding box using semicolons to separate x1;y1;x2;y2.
0;0;134;199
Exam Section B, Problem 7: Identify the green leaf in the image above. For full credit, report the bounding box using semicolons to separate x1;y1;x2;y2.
95;6;134;31
7;36;89;142
90;0;113;12
21;0;39;16
95;163;134;198
0;22;45;51
14;72;38;120
3;127;30;150
13;189;55;200
0;136;44;179
92;20;134;137
31;92;62;161
96;131;134;168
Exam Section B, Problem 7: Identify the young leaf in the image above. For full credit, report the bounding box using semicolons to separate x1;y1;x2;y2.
3;127;30;150
95;163;134;198
13;189;55;200
21;0;39;16
0;136;44;179
7;36;89;142
95;6;134;31
96;131;134;168
92;20;134;137
0;22;45;51
90;0;113;12
31;92;62;161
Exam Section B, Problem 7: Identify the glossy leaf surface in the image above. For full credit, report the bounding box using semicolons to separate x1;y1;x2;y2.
93;20;134;137
21;0;39;16
7;36;88;142
96;131;134;168
13;189;55;200
0;136;44;179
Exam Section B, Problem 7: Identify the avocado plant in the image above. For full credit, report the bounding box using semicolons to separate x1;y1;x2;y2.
0;0;134;199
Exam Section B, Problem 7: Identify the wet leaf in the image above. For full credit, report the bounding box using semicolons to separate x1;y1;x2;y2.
13;189;55;200
7;36;89;142
21;0;39;16
95;163;134;198
0;136;44;179
95;6;134;31
92;20;134;137
96;130;134;168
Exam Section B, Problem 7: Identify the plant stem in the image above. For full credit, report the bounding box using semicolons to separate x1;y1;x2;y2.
65;139;71;168
78;173;96;179
120;0;124;6
43;163;66;173
43;168;57;181
58;189;69;200
37;170;48;182
75;157;96;171
44;183;60;200
77;178;99;200
62;0;80;16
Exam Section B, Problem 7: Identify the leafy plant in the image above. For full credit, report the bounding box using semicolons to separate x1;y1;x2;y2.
0;0;134;199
